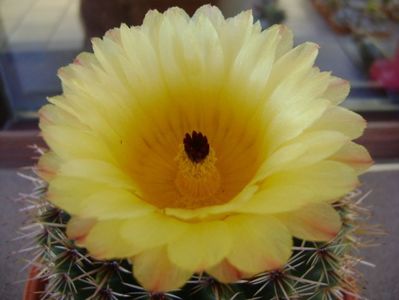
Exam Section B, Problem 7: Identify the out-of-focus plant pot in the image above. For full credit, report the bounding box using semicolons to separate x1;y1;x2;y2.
311;0;332;18
23;267;46;300
311;0;351;34
343;291;358;300
345;295;356;300
326;16;351;34
80;0;220;47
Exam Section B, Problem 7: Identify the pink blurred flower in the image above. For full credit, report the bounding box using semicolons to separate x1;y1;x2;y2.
370;49;399;91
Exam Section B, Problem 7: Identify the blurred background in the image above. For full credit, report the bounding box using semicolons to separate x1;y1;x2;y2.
0;1;398;299
0;0;398;166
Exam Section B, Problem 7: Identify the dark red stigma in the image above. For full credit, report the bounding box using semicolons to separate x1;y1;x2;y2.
183;131;210;163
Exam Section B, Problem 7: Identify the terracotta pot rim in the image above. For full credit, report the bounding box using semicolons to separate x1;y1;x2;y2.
23;266;46;300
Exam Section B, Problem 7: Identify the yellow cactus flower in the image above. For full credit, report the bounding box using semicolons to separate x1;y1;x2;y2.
38;5;372;292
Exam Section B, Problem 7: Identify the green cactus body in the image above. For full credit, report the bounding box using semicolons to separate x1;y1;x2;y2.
23;182;376;300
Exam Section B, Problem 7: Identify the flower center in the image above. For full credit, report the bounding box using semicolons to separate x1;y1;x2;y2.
174;131;221;208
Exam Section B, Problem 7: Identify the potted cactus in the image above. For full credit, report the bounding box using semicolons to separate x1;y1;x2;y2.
22;5;376;300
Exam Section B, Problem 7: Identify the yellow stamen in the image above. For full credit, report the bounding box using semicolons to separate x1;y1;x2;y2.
175;145;221;208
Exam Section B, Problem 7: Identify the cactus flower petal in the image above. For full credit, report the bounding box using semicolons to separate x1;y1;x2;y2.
309;106;366;140
322;76;350;105
37;150;60;181
330;142;373;174
66;216;95;245
133;246;192;292
81;219;137;259
225;215;292;275
277;202;342;241
241;161;358;214
207;259;248;283
168;220;231;272
121;213;188;254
